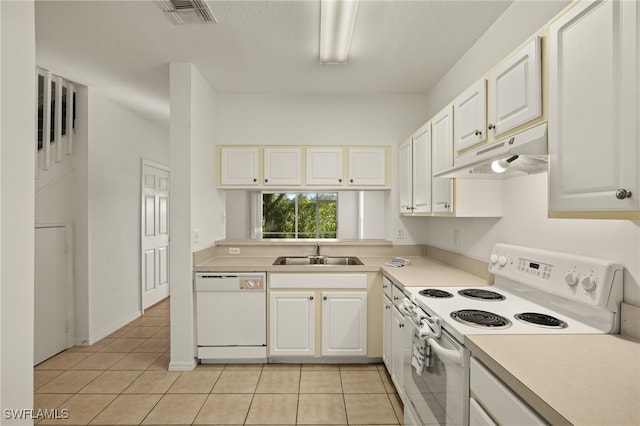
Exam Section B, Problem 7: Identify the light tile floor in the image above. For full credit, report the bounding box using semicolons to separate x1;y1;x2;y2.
34;298;403;425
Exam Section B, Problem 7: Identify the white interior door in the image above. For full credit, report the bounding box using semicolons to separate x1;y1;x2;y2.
34;225;70;365
141;160;170;311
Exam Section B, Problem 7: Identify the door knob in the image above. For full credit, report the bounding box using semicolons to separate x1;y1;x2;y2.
615;189;632;199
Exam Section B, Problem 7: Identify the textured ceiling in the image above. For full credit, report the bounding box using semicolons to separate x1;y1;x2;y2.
35;0;512;122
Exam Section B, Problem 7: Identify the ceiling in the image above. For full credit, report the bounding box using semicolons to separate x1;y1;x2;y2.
35;0;512;123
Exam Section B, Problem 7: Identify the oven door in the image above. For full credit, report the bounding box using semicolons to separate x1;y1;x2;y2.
403;317;470;426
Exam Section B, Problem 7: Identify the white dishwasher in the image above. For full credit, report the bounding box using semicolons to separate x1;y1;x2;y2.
195;272;267;362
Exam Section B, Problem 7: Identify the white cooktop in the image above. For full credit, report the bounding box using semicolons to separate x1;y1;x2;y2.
403;244;624;344
404;286;609;344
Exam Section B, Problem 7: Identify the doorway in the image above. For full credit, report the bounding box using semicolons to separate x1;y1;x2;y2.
141;159;170;312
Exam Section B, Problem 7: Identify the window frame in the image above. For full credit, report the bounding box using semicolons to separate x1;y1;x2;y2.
261;191;338;239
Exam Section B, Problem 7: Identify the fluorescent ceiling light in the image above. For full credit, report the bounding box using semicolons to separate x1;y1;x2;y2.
320;0;359;64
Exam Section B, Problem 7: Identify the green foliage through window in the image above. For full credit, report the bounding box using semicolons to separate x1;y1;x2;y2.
262;192;338;239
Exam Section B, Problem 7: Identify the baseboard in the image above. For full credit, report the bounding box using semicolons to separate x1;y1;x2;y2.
75;310;141;346
169;359;198;371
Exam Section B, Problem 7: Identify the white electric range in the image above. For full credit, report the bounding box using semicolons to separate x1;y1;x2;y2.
399;243;624;426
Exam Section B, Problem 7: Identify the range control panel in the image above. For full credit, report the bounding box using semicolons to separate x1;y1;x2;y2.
489;244;623;309
517;258;553;280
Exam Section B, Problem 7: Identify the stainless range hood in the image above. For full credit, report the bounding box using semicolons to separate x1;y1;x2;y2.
434;122;548;179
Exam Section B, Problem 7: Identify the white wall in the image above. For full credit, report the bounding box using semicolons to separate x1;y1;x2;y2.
412;0;640;306
1;0;36;419
191;68;225;251
85;89;169;342
217;93;429;242
169;63;224;371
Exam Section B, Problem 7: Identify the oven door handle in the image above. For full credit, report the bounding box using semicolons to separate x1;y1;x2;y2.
426;337;463;366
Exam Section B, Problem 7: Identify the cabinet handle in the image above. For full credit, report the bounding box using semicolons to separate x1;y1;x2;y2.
615;189;632;199
252;178;257;182
393;296;399;301
399;323;404;328
474;129;482;136
309;296;314;300
385;305;391;310
323;296;328;301
338;178;342;183
350;179;354;183
264;178;269;183
383;284;388;289
488;123;495;130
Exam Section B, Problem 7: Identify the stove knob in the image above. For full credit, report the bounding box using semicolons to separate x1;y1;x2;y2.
490;254;498;264
581;275;597;292
564;272;579;287
498;256;508;267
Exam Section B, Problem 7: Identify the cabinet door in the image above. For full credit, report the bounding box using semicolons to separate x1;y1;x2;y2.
431;105;454;213
220;147;259;185
348;148;387;186
412;124;431;214
549;0;639;212
399;140;413;213
264;148;301;186
306;148;344;185
269;292;315;356
390;305;404;392
489;36;542;137
321;292;367;356
454;79;487;154
382;296;392;369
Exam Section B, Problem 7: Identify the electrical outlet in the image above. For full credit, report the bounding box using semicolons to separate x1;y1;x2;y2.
193;229;200;244
396;228;404;239
229;247;241;255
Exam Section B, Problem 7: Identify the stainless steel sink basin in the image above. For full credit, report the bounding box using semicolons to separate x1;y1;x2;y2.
273;255;363;266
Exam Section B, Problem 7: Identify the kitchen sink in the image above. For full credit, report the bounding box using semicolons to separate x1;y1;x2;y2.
273;255;363;266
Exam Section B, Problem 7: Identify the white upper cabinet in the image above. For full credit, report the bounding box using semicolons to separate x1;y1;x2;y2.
263;148;301;186
306;148;344;186
348;147;387;186
412;124;431;213
220;147;259;185
399;139;413;214
431;105;454;214
489;36;542;137
548;0;639;216
399;123;432;215
454;79;487;155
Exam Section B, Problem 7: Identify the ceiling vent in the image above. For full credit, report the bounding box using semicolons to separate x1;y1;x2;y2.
156;0;217;25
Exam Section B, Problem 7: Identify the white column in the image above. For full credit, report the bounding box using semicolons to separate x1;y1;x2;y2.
1;0;36;420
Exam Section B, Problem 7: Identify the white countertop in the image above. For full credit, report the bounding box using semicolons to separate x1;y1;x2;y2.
194;255;491;288
467;334;640;426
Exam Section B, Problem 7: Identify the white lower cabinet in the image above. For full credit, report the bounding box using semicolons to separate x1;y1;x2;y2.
390;304;405;393
268;277;368;358
470;357;545;425
269;292;315;357
381;278;406;398
382;295;392;368
321;292;367;356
